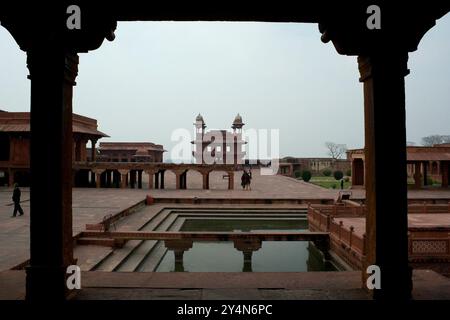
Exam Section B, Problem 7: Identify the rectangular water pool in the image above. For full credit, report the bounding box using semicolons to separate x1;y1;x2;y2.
154;218;337;272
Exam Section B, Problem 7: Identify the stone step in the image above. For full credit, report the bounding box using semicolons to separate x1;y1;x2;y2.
115;205;166;231
92;240;142;272
115;239;158;272
93;208;172;272
154;214;178;231
136;241;167;272
115;213;179;272
140;208;173;231
74;245;113;271
168;217;185;232
134;214;181;272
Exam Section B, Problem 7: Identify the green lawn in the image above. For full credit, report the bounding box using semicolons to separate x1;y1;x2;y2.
306;176;351;189
303;176;442;189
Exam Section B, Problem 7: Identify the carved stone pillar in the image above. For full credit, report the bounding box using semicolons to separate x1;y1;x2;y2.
118;169;129;189
202;171;210;190
414;162;422;188
154;171;160;189
90;139;97;162
92;169;104;188
164;240;193;272
25;49;78;300
358;53;411;299
160;170;165;189
423;162;428;186
146;170;155;189
442;162;449;188
130;170;136;189
174;170;182;190
233;239;262;272
137;170;143;189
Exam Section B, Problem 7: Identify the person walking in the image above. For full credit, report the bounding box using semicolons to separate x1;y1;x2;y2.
12;183;24;217
241;170;248;190
247;168;252;191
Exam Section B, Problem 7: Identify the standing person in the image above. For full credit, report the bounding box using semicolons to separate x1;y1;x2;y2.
241;170;248;190
12;183;24;217
340;179;344;190
247;168;252;191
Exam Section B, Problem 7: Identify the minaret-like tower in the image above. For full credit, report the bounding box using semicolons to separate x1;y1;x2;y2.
231;113;244;133
231;113;246;165
192;113;207;163
194;113;206;139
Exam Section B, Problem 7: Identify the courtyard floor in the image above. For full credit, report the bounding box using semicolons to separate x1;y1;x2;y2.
1;170;450;299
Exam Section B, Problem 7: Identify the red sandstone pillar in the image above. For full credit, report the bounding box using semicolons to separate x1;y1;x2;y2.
137;170;143;189
358;53;411;300
423;162;428;186
146;170;155;189
26;49;78;300
442;162;449;188
202;171;210;190
414;162;421;188
93;170;103;188
174;170;182;189
90;139;97;162
118;170;128;189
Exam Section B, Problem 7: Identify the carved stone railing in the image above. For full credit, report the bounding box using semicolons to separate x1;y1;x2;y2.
308;204;450;269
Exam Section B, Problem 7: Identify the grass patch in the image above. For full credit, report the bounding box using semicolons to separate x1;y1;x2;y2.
306;176;351;189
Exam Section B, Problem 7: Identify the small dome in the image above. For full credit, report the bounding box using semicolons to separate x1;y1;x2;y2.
233;113;243;124
232;113;244;129
195;113;204;122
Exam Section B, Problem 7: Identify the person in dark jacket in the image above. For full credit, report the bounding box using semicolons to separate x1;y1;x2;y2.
241;171;249;190
12;183;24;217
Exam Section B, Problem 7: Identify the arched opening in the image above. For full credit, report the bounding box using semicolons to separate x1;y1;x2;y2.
160;169;176;189
185;169;203;189
74;169;91;187
208;170;232;190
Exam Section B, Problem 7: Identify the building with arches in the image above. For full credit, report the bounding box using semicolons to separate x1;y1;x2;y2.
191;113;247;165
0;110;108;186
347;146;450;188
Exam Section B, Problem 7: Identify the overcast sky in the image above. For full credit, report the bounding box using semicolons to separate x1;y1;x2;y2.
0;16;449;160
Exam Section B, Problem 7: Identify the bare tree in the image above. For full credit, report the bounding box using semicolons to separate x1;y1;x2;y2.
421;135;450;146
325;142;347;160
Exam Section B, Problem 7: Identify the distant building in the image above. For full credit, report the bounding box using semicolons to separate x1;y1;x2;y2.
278;156;351;177
0;110;108;186
95;142;165;163
191;113;247;165
347;146;450;188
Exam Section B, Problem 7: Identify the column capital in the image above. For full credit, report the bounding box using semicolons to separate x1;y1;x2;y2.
27;51;79;86
358;53;410;83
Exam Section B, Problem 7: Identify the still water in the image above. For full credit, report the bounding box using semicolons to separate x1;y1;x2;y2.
156;218;337;272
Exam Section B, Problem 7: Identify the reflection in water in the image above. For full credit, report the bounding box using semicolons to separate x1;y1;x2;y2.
156;241;337;272
153;218;338;272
